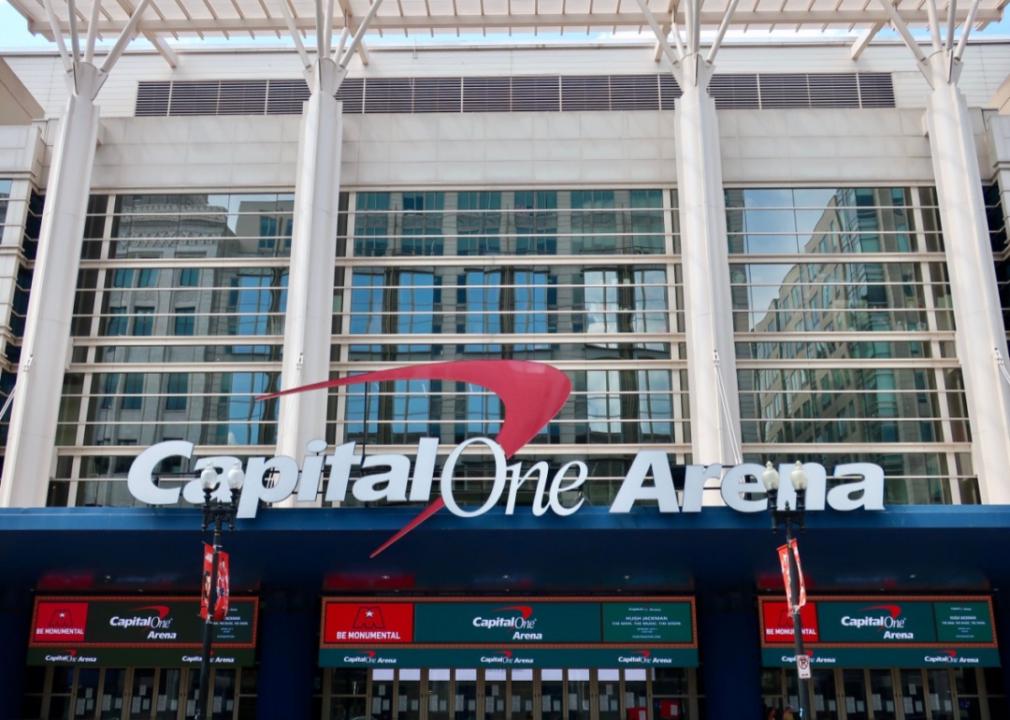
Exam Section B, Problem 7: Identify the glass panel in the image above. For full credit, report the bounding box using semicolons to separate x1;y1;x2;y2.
427;672;451;720
210;670;236;720
867;670;897;720
927;670;955;720
155;669;182;720
809;669;837;719
541;672;564;720
484;672;507;720
98;669;126;719
511;671;534;720
624;670;648;720
74;669;101;719
454;671;477;720
900;670;927;720
839;670;868;720
566;671;590;720
598;670;620;720
371;674;394;720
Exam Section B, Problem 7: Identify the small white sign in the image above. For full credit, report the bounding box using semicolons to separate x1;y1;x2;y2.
796;654;812;679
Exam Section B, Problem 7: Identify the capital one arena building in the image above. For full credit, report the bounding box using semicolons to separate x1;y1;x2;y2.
3;0;1010;716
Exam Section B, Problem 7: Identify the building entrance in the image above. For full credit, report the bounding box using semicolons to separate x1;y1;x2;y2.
23;666;257;720
761;667;1007;720
319;668;701;720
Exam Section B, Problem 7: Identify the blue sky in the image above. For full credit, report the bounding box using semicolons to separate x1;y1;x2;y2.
1;0;1007;49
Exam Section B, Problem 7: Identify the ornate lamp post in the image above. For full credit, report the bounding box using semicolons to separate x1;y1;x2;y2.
195;464;243;720
761;461;810;720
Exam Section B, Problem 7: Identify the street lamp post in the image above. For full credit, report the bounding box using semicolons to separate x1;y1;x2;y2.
195;465;243;720
761;461;810;720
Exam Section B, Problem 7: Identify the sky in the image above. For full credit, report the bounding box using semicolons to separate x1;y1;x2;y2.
1;0;1008;50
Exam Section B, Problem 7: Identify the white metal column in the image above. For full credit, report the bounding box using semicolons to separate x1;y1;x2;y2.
924;55;1010;503
275;58;344;463
0;66;101;506
675;56;743;467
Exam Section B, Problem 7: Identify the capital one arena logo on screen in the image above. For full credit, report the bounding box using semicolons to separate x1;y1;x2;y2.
127;360;884;556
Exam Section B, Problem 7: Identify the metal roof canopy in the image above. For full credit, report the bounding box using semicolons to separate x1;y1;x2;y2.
7;0;1008;70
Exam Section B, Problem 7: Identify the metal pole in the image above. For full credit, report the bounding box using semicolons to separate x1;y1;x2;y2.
195;515;221;720
786;521;810;720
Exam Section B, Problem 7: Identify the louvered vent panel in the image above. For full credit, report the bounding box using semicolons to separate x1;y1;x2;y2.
414;77;462;113
857;73;896;108
561;75;610;111
610;74;660;111
266;79;310;114
758;74;810;109
658;73;681;110
135;81;171;116
808;73;859;108
336;78;364;113
364;78;414;113
218;80;268;115
709;74;759;109
169;80;220;115
462;76;510;112
511;76;560;112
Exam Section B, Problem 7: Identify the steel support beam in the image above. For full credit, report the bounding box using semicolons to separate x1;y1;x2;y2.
30;7;1002;36
0;65;103;507
675;58;742;470
922;53;1010;503
274;59;343;471
850;21;883;60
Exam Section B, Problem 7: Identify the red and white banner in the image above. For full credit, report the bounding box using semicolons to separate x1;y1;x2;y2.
214;550;230;621
778;539;807;614
200;543;214;620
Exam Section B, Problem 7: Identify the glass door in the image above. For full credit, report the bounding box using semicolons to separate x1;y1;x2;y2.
540;670;564;720
483;670;508;720
597;670;621;720
428;669;452;720
398;669;422;720
511;669;535;720
624;669;649;720
566;670;590;720
371;669;395;720
455;670;478;720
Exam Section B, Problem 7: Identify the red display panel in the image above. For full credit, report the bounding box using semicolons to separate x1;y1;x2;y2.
33;601;89;642
323;602;415;644
761;600;820;644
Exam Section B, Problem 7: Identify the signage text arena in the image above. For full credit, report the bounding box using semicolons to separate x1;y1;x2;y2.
128;437;884;519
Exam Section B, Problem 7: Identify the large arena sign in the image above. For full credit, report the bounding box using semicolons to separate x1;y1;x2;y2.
759;596;999;668
318;597;699;668
126;360;884;554
27;596;258;667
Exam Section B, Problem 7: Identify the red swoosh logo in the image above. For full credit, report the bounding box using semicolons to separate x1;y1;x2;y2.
862;604;902;619
494;605;534;620
258;360;572;557
133;605;171;620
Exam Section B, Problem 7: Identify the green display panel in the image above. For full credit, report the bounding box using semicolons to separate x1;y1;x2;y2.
28;596;258;667
934;602;994;643
816;601;937;643
413;602;603;643
320;647;699;668
761;647;1000;669
602;603;694;643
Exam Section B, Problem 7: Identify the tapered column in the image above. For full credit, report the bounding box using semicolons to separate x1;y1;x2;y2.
0;64;102;507
924;56;1010;503
675;57;742;467
275;59;343;463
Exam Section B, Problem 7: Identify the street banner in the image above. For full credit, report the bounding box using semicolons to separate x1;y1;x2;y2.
214;550;230;621
199;543;214;621
777;540;806;613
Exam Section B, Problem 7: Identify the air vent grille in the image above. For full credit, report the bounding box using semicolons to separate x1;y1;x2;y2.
135;72;895;117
